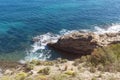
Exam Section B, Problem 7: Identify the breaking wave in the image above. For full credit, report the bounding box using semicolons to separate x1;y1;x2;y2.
22;24;120;62
94;24;120;34
23;33;60;62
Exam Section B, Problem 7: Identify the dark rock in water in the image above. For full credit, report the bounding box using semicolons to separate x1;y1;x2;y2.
47;31;120;55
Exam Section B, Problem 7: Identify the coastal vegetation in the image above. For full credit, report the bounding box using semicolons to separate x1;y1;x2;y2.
0;31;120;80
0;43;120;80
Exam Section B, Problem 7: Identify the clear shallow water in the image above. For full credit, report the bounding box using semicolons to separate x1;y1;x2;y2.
0;0;120;61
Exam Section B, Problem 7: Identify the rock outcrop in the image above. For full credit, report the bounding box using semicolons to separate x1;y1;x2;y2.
47;31;120;55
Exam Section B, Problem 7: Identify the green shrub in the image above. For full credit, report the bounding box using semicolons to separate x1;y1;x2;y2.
91;44;120;65
86;43;120;72
30;60;40;65
73;56;88;66
38;67;51;75
116;62;120;72
43;61;54;66
15;71;27;80
89;67;96;73
34;75;47;80
91;77;97;80
61;59;68;63
1;76;11;80
50;74;67;80
80;56;88;62
72;59;81;66
97;64;104;71
64;70;76;77
25;63;34;71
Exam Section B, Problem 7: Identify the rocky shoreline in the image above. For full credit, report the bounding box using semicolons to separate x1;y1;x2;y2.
0;31;120;80
48;31;120;55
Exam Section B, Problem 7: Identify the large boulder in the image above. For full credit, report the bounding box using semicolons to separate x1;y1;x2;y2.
47;31;120;55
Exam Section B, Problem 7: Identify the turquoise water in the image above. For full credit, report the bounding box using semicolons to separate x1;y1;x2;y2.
0;0;120;61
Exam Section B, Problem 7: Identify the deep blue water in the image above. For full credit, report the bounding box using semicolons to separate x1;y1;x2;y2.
0;0;120;61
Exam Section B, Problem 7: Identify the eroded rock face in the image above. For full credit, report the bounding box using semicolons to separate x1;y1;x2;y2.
47;31;120;55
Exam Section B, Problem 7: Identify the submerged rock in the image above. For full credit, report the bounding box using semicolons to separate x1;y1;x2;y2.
47;31;120;55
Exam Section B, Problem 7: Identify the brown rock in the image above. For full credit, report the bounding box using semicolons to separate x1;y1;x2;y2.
48;31;120;55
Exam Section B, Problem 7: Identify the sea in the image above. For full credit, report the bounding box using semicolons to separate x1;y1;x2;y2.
0;0;120;62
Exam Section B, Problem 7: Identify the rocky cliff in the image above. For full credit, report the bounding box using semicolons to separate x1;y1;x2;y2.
47;31;120;55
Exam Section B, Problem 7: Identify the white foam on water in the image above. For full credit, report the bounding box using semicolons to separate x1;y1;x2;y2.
94;24;120;34
22;23;120;62
24;33;60;61
22;29;87;62
59;29;78;35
